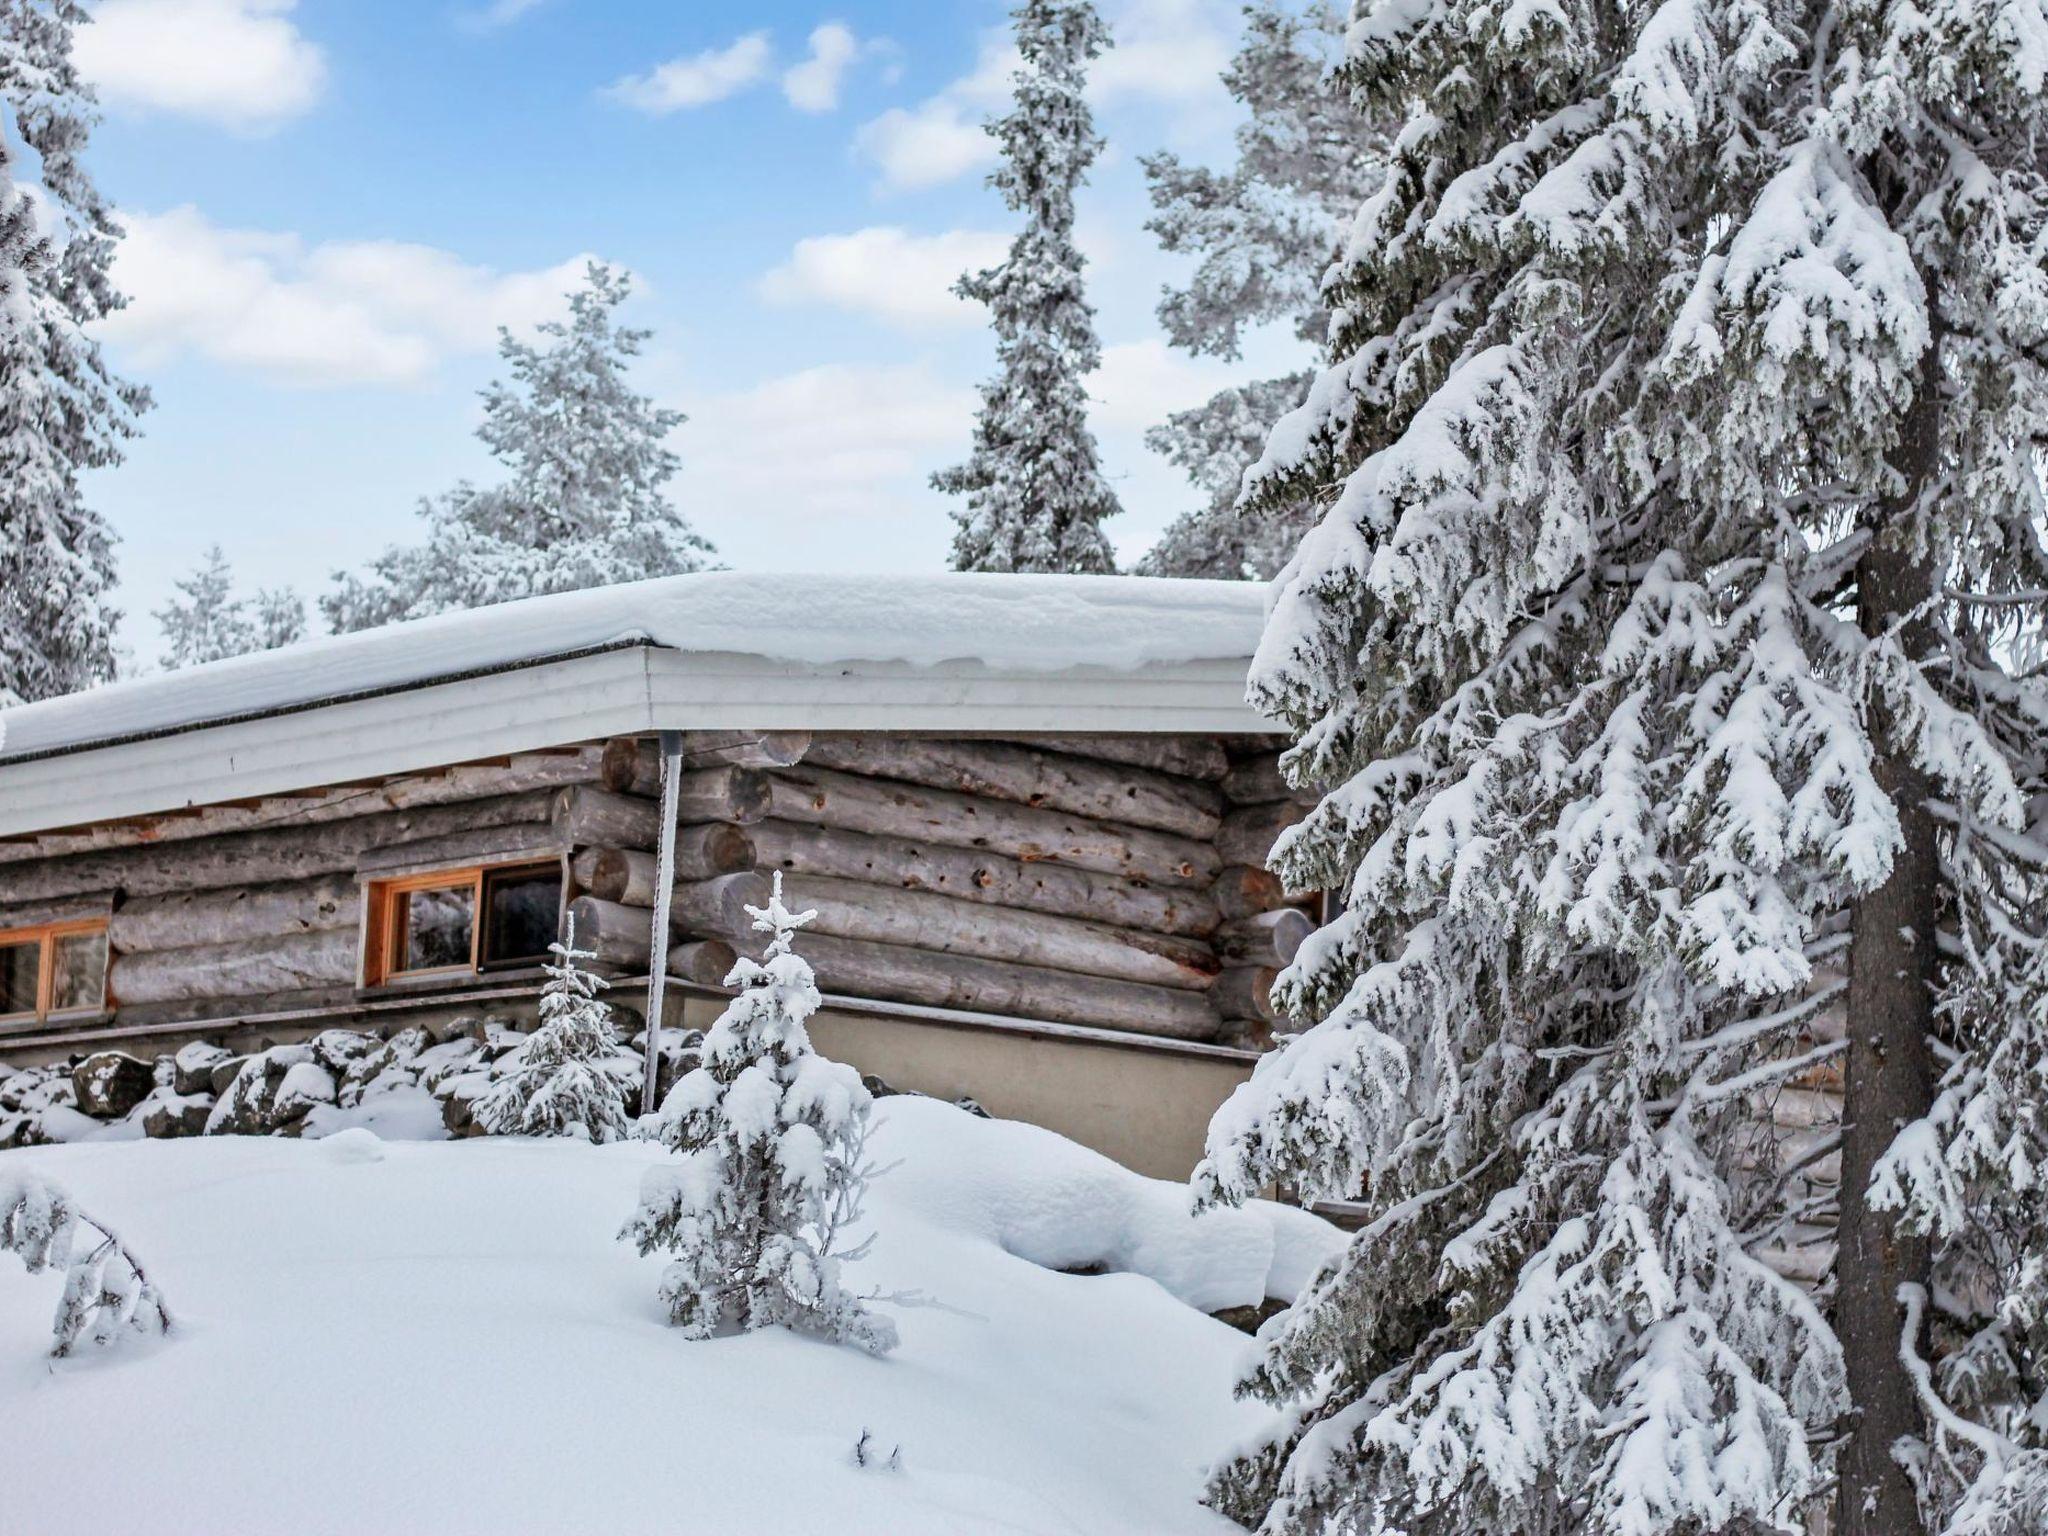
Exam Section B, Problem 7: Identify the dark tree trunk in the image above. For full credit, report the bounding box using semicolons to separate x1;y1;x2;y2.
1836;322;1942;1536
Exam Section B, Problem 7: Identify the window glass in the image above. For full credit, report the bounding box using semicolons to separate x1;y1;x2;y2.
400;885;474;972
50;930;107;1013
0;940;38;1018
482;868;561;966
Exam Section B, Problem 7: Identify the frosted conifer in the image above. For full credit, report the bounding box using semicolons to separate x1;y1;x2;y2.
471;922;632;1143
2;1169;170;1356
620;874;895;1355
1137;2;1382;580
323;263;710;632
934;0;1120;574
156;545;306;669
0;0;147;704
1194;0;2048;1533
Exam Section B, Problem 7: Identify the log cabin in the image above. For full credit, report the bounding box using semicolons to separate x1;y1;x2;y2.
0;573;1320;1177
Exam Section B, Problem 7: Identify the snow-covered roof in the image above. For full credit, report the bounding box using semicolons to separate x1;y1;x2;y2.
0;572;1276;838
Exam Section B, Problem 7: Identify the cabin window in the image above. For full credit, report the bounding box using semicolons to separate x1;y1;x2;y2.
365;862;562;985
0;919;110;1026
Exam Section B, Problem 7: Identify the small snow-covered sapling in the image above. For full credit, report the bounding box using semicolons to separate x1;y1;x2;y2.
1;1170;171;1357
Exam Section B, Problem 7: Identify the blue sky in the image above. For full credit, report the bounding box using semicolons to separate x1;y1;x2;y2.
68;0;1304;666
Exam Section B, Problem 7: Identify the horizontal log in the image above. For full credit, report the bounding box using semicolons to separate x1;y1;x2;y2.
0;746;606;867
670;872;1219;992
570;823;758;905
1217;801;1308;869
1212;967;1279;1025
1211;865;1289;919
668;939;740;988
1221;755;1319;807
762;767;1218;889
7;790;563;904
109;875;360;954
601;733;813;795
354;822;563;880
672;930;1220;1040
550;785;662;850
109;927;360;1007
1218;909;1314;968
806;736;1223;840
736;820;1218;938
982;734;1230;782
568;895;660;971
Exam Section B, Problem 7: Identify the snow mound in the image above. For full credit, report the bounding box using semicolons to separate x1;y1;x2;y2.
0;1097;1335;1535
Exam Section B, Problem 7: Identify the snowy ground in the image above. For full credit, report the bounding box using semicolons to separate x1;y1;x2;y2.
0;1098;1336;1535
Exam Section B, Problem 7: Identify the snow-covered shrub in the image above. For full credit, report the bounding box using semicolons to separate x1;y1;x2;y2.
470;925;634;1142
1;1170;170;1357
620;874;896;1354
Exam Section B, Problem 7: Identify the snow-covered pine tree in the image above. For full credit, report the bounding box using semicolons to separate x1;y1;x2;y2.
0;0;147;705
323;263;711;632
2;1167;170;1356
155;545;307;669
1136;1;1382;580
620;873;895;1355
933;0;1120;574
471;921;633;1143
1193;1;2048;1534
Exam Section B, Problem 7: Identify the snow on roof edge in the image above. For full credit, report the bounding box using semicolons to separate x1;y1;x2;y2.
0;572;1271;762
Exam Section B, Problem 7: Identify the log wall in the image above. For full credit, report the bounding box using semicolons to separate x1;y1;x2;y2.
0;733;1313;1050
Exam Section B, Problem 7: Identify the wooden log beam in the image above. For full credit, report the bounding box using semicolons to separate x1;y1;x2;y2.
568;895;658;970
805;736;1223;839
670;929;1221;1040
549;785;662;850
7;789;564;904
0;747;607;868
1213;966;1280;1025
762;766;1219;889
109;874;360;954
571;824;755;904
1211;865;1289;919
1221;754;1319;807
1218;909;1314;968
979;734;1230;782
1217;801;1308;869
669;938;740;988
669;871;1219;992
109;927;360;1007
736;819;1219;939
601;733;812;795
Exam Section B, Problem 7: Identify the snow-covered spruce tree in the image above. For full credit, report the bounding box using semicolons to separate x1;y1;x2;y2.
1192;1;2048;1534
471;921;633;1143
156;544;307;669
620;874;895;1354
2;1168;170;1356
933;0;1120;574
323;262;711;632
0;0;147;705
1137;1;1383;580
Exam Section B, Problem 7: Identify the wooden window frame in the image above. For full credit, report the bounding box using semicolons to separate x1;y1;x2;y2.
361;860;562;987
0;917;112;1027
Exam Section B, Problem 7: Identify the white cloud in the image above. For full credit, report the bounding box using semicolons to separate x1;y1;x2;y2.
854;32;1013;192
758;226;1008;329
781;22;860;112
683;362;969;564
606;31;774;115
98;206;597;387
1088;338;1238;432
853;0;1236;191
1089;0;1235;105
74;0;327;132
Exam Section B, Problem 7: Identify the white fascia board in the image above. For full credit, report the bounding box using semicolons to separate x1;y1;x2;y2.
0;645;1274;839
